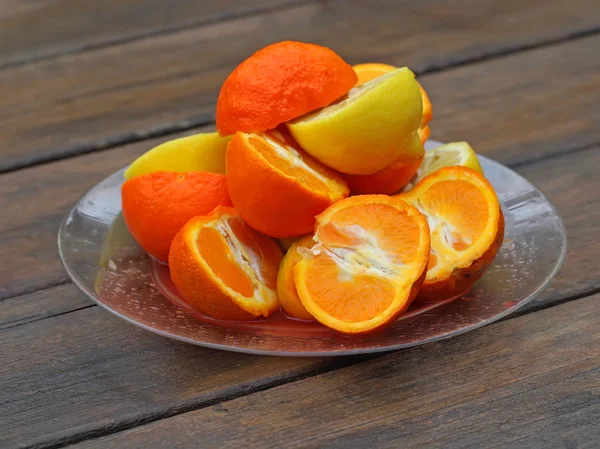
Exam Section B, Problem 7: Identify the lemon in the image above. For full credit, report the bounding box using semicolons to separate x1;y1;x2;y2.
124;132;231;180
287;68;423;175
404;142;483;191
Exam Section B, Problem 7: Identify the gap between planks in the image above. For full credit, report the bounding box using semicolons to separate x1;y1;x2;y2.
1;24;600;175
0;0;315;72
18;287;600;449
21;355;373;449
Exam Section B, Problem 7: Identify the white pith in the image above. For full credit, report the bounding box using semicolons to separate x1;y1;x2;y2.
299;222;410;282
257;132;335;188
296;69;401;123
208;218;267;302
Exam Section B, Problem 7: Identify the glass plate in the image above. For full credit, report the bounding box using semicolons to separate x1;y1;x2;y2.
58;141;566;356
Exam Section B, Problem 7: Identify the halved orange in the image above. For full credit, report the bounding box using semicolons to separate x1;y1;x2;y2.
168;207;283;320
276;235;316;321
226;129;349;238
294;195;430;334
397;167;504;301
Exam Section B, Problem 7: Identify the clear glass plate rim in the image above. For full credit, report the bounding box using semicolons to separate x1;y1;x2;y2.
57;145;568;356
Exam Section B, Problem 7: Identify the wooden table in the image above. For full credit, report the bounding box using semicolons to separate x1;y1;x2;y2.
1;1;599;447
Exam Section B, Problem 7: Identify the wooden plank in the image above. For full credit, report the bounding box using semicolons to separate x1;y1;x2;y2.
0;126;206;300
422;35;600;165
515;148;600;306
69;292;600;449
0;0;302;68
0;146;596;448
0;283;90;330
0;0;599;171
0;284;349;449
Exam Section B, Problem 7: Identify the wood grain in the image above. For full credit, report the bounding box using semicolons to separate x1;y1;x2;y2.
0;126;207;300
1;0;599;171
70;292;600;449
0;284;350;449
0;283;89;330
0;0;303;68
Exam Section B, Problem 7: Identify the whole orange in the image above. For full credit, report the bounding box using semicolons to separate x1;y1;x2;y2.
216;41;357;136
121;171;232;261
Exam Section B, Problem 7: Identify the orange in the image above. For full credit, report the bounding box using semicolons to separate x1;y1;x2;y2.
122;172;232;262
294;195;430;334
169;207;283;320
216;41;357;136
340;131;427;195
397;167;504;302
418;125;431;143
226;129;349;238
353;62;432;127
419;84;433;128
276;236;316;321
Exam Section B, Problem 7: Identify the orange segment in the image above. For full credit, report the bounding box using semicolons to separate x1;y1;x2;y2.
169;207;283;320
276;235;316;321
298;254;397;323
294;195;430;334
226;129;349;238
197;227;254;297
397;167;504;301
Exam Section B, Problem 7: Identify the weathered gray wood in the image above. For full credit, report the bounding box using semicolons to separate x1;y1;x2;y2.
0;0;303;68
423;33;600;165
0;283;89;330
0;286;346;449
0;126;208;300
1;0;599;171
70;292;600;449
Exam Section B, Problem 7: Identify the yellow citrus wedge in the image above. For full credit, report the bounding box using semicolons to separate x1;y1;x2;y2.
405;142;483;191
353;62;432;129
287;68;423;175
124;132;231;180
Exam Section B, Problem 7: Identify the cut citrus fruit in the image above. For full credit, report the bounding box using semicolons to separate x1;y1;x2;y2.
124;133;230;180
340;127;426;195
419;83;433;128
293;195;430;334
122;171;232;261
353;62;432;128
276;235;316;321
405;142;483;191
276;237;301;252
169;207;283;320
288;68;423;175
216;41;357;136
418;125;431;143
226;129;349;238
397;166;504;301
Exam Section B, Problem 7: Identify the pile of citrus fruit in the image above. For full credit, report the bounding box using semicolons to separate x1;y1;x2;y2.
121;41;504;335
